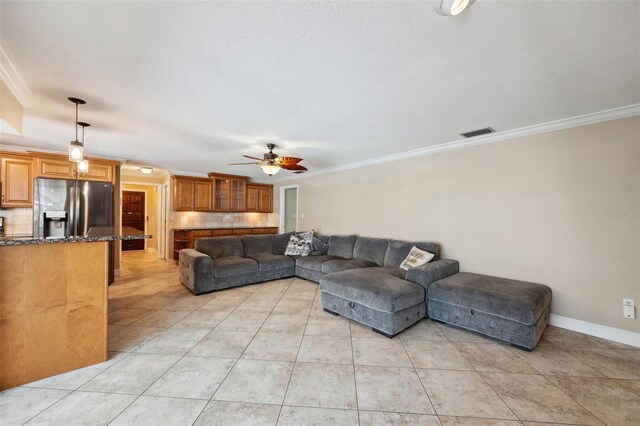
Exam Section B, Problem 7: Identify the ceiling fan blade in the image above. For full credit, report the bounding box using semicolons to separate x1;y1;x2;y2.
277;156;303;164
243;155;264;161
280;164;308;171
228;162;261;165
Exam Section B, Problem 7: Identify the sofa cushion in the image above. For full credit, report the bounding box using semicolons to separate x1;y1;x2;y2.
241;235;274;256
327;235;357;259
273;232;295;255
310;235;330;255
384;240;439;268
295;254;338;271
248;253;295;272
369;266;407;280
196;236;244;259
353;237;389;266
321;258;377;274
212;256;258;277
428;272;552;325
320;268;425;313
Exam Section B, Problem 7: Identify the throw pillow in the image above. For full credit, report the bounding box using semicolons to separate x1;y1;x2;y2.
400;246;435;271
284;230;313;256
310;235;329;255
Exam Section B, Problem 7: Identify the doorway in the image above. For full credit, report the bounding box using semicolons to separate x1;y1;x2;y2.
280;185;298;233
122;190;145;251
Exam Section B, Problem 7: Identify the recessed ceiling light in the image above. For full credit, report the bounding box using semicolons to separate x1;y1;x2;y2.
139;167;153;174
441;0;471;16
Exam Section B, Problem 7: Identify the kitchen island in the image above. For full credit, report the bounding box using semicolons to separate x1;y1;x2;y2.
0;227;150;390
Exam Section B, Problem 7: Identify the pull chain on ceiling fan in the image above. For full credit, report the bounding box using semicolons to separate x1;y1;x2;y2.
229;143;308;176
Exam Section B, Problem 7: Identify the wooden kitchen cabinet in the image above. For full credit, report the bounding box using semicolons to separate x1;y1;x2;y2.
0;155;34;208
246;183;273;213
35;155;117;182
194;180;213;211
172;176;213;212
35;157;76;179
258;185;273;213
209;173;248;212
172;226;278;260
77;160;113;183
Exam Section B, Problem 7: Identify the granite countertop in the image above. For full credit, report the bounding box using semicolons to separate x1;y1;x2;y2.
0;226;152;246
173;226;278;231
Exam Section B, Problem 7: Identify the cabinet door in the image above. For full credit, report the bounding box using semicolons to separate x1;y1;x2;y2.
230;179;246;211
194;180;213;211
213;177;230;211
36;157;76;179
173;179;195;211
258;186;273;213
1;157;34;207
77;161;113;183
246;185;258;212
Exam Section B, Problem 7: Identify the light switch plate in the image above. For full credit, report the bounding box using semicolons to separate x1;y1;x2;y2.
623;305;636;319
623;298;634;307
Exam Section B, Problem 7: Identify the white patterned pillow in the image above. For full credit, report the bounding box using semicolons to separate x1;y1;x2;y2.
284;231;313;256
400;246;435;271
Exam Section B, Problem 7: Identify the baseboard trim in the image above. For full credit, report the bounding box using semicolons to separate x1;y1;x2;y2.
549;314;640;348
168;259;177;265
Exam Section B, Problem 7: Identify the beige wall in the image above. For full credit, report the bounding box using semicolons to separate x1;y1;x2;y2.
274;117;640;332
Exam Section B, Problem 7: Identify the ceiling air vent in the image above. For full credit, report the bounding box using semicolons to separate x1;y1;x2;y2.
460;127;495;138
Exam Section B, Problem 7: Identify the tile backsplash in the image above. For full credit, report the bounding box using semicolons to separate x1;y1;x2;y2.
171;211;279;230
0;208;34;236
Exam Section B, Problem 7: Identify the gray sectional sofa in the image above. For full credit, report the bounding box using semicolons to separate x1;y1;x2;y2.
179;233;459;336
179;232;551;348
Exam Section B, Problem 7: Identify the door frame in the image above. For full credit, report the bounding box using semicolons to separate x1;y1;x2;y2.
121;188;148;251
121;181;163;257
279;184;299;233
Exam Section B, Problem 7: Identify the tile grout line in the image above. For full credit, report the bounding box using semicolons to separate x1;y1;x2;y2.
275;278;316;425
194;276;296;426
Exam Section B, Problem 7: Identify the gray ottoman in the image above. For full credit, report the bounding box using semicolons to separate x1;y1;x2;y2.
320;268;426;337
428;272;552;350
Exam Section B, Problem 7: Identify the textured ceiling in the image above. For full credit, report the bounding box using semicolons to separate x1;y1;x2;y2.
1;1;639;180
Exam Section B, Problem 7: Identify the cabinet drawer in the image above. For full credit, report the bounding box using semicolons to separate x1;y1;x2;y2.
212;229;233;236
192;230;213;237
252;227;278;234
232;228;252;235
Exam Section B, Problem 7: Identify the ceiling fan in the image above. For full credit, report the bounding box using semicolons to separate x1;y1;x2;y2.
229;143;307;176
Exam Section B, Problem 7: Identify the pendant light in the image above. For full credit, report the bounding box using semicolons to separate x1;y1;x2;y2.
68;97;86;162
77;121;90;172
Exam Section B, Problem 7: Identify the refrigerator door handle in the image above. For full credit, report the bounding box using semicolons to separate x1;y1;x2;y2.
69;186;76;237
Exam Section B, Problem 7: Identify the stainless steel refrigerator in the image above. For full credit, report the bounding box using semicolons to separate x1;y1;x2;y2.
34;178;114;282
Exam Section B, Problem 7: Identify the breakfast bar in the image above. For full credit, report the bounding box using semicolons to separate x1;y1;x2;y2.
0;227;150;390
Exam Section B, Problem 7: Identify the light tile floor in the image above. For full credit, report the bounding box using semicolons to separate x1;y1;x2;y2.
2;251;639;425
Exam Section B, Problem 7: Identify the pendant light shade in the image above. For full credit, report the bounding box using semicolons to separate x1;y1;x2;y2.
67;97;86;162
76;121;90;173
69;140;84;161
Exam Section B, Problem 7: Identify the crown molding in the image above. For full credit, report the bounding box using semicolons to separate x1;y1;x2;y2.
272;103;640;183
0;47;34;108
0;144;127;162
167;169;209;178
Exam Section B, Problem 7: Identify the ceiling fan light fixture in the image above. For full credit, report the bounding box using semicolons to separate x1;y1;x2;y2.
441;0;470;16
260;164;281;176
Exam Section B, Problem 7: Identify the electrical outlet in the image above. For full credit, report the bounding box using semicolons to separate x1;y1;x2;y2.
623;298;634;307
623;305;635;319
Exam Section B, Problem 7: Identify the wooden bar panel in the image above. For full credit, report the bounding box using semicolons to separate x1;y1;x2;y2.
0;242;108;390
